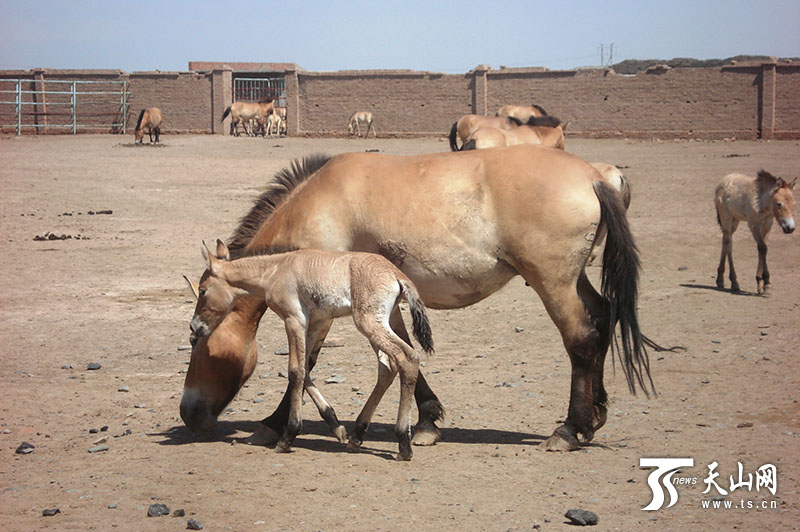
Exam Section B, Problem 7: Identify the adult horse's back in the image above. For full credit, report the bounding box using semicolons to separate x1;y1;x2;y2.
182;145;657;452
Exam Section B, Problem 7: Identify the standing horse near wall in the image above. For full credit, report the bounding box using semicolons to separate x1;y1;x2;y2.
134;107;163;144
461;116;567;151
714;170;796;294
181;145;672;455
221;100;275;136
187;243;434;460
448;114;522;151
497;104;549;123
347;111;376;138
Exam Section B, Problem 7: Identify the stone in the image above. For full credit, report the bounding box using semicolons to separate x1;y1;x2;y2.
15;441;35;454
88;445;109;453
564;509;599;526
42;508;60;517
324;374;345;384
87;362;102;370
187;517;204;530
147;503;170;517
173;508;186;517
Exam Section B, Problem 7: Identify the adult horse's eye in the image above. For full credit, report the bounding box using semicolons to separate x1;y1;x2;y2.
199;288;207;297
776;202;783;208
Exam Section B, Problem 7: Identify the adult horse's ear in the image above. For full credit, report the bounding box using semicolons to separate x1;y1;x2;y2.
561;120;571;132
183;275;199;299
215;239;230;261
789;177;797;189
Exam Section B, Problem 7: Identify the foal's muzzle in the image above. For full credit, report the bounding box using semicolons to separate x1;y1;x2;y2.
780;218;796;234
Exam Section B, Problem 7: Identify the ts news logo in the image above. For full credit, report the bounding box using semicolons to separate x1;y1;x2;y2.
640;458;695;511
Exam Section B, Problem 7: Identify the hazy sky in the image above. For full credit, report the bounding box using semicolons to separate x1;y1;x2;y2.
1;0;798;73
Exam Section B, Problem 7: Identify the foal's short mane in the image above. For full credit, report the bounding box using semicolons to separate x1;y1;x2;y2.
226;153;332;259
135;109;146;130
755;169;779;213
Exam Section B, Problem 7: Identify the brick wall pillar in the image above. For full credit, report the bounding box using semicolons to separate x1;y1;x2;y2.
285;68;299;136
211;67;232;134
33;69;46;134
472;64;490;116
760;59;777;139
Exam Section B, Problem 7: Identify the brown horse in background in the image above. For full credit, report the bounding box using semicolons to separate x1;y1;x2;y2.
497;104;548;123
134;107;162;144
461;116;566;151
221;100;275;136
714;170;796;294
448;114;521;151
181;145;667;455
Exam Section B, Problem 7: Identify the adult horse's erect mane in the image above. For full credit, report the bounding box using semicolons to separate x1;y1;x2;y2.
524;115;562;128
226;154;332;258
135;109;146;131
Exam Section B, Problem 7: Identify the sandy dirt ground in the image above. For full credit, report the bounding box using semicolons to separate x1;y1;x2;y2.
1;133;799;531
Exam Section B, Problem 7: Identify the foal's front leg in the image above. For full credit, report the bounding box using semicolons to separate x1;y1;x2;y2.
275;316;307;453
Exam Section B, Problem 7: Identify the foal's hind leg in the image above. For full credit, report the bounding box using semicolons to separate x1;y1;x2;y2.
716;219;740;292
389;307;443;446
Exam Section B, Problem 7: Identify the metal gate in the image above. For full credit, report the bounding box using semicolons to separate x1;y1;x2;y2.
233;77;285;107
0;79;130;135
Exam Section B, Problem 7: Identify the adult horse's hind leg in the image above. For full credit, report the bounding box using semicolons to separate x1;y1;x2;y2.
577;272;611;433
389;307;444;446
525;273;604;452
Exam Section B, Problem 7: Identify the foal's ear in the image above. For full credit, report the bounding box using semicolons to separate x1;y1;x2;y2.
201;240;222;272
789;177;797;190
183;275;200;299
215;239;231;261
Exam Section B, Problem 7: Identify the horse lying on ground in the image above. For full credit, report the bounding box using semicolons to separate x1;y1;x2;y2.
180;145;672;455
448;114;521;151
187;241;433;460
714;170;796;294
347;111;376;138
461;116;566;151
134;108;162;144
496;104;549;123
221;100;275;136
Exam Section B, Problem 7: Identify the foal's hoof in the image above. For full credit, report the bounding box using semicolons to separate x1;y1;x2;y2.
333;425;348;444
730;283;741;293
541;426;580;452
396;451;413;462
248;424;281;446
274;442;293;454
346;437;363;450
411;420;440;446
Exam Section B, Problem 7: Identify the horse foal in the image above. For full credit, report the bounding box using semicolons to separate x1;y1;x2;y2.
714;170;796;294
347;111;376;138
187;241;434;461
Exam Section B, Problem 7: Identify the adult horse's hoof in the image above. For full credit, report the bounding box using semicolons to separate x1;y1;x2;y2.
592;404;608;432
541;425;580;452
396;451;413;461
333;425;348;444
275;441;293;453
411;420;440;446
346;436;363;450
247;424;281;446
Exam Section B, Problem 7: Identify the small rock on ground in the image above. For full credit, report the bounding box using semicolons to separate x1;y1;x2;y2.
15;441;35;454
565;508;599;526
187;517;204;530
147;503;170;517
42;508;60;517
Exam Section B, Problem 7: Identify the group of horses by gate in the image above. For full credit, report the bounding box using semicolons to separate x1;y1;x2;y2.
173;100;795;460
221;100;287;137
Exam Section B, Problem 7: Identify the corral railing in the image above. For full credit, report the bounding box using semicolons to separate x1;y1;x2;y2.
0;79;130;135
233;76;285;108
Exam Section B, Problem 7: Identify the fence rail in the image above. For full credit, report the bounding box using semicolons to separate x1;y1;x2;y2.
0;79;130;135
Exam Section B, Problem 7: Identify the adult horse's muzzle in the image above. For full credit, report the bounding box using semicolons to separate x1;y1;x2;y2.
189;317;211;338
180;389;219;432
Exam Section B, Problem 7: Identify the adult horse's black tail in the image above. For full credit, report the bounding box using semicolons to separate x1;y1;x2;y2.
448;121;460;151
594;180;655;397
220;105;232;122
135;109;146;131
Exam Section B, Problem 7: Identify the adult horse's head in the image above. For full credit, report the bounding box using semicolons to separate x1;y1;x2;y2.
179;155;330;432
759;170;796;234
180;241;264;432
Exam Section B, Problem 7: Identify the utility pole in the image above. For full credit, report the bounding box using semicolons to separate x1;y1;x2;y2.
600;43;615;66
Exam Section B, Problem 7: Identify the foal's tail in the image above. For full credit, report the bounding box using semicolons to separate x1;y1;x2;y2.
399;280;434;354
594;180;655;397
448;121;460;151
221;105;232;122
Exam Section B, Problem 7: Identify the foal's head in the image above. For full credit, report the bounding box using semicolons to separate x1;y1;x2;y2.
187;240;242;338
759;171;797;234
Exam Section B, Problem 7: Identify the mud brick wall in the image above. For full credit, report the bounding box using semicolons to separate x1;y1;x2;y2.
774;65;800;138
484;67;762;139
128;72;214;134
295;70;474;136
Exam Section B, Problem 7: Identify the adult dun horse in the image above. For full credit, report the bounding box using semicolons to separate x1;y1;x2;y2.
181;145;660;453
448;114;521;151
134;107;162;144
221;100;275;136
714;170;796;294
461;116;567;151
497;103;549;123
